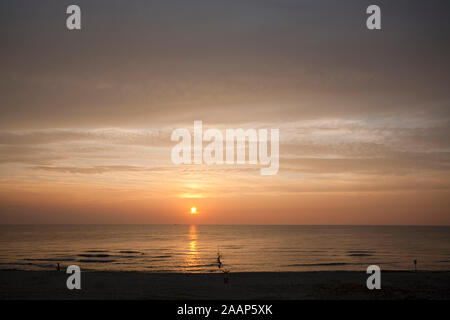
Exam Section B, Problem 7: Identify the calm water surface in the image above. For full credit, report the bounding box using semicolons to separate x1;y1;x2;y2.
1;225;449;272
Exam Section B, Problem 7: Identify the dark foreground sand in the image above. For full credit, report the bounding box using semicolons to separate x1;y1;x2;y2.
1;270;449;300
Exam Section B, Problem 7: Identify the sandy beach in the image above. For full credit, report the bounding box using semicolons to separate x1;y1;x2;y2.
1;270;449;300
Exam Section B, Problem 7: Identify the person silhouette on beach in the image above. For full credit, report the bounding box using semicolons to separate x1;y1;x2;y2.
56;263;60;272
217;253;222;269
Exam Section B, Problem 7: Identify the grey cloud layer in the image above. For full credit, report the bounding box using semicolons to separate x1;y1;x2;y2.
1;1;449;129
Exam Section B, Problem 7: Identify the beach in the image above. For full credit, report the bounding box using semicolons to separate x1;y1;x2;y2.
1;270;449;300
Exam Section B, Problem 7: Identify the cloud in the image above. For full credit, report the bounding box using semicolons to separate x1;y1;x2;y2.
31;165;172;174
281;151;450;175
0;146;64;165
1;1;450;129
0;114;448;177
0;129;172;147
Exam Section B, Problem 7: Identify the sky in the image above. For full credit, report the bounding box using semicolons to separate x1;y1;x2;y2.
0;0;449;224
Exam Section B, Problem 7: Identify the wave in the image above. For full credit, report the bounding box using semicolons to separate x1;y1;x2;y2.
78;259;115;263
118;250;143;254
78;254;111;258
177;264;218;268
0;261;54;268
347;250;374;257
24;258;75;262
286;262;360;267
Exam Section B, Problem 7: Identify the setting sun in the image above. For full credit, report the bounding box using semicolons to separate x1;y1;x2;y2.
190;207;197;215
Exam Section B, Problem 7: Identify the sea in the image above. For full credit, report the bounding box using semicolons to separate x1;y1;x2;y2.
1;225;449;272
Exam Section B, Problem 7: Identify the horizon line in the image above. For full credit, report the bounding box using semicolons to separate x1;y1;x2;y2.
1;223;449;227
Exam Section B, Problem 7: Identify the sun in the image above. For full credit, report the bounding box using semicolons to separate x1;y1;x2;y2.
190;207;197;215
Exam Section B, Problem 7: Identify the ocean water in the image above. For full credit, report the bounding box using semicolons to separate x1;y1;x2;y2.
0;225;449;272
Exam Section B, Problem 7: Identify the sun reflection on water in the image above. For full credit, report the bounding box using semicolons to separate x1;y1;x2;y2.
185;225;199;269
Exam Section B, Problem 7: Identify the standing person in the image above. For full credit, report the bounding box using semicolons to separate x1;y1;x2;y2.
217;252;222;269
56;263;60;272
414;259;417;272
